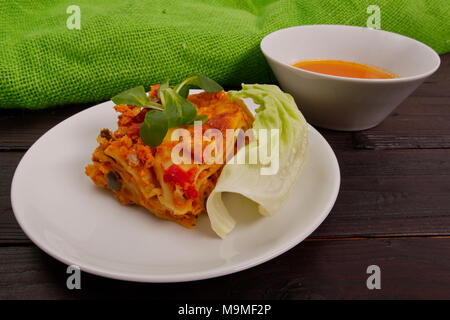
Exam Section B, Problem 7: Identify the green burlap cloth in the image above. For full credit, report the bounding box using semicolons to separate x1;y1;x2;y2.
1;0;449;109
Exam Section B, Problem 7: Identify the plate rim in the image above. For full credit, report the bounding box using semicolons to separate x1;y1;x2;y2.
10;101;340;283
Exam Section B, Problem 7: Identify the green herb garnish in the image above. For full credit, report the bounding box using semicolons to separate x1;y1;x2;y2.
111;74;222;147
185;114;208;126
111;86;163;110
158;79;170;101
139;110;169;147
175;73;224;98
160;87;197;127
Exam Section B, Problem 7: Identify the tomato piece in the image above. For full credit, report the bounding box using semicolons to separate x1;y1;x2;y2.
163;165;199;199
163;164;190;186
127;122;141;139
132;109;148;123
185;186;199;199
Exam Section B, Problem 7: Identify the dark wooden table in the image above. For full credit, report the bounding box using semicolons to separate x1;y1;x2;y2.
1;54;449;300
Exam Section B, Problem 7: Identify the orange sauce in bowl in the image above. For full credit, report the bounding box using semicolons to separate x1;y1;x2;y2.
292;60;395;79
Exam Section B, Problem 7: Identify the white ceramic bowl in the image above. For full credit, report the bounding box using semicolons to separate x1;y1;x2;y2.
261;25;441;131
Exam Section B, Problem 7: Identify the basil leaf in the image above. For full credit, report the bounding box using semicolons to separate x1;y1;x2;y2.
161;89;182;127
106;171;122;191
112;86;163;110
139;110;168;147
176;84;195;99
193;73;224;92
161;88;197;127
158;79;170;101
185;114;208;126
175;73;223;97
110;74;222;148
181;98;197;124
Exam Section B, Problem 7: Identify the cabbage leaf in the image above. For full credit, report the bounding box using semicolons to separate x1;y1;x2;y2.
206;84;308;238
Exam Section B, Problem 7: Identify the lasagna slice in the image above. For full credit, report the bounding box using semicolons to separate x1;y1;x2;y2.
85;87;254;228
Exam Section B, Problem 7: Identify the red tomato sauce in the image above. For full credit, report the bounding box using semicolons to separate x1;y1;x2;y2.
163;164;199;199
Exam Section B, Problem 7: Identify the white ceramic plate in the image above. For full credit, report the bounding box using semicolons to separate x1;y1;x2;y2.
11;95;340;283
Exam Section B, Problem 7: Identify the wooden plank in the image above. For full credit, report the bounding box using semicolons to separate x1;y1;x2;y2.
312;149;450;238
317;129;355;150
315;175;450;238
336;149;450;177
1;149;449;243
353;101;450;149
1;238;450;299
0;152;28;243
0;103;92;151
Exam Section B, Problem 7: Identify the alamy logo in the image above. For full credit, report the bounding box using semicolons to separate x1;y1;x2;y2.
170;122;280;175
66;5;81;30
366;265;381;290
366;5;381;30
66;265;81;289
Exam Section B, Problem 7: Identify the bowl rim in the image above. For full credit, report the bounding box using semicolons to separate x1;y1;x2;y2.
260;24;441;83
